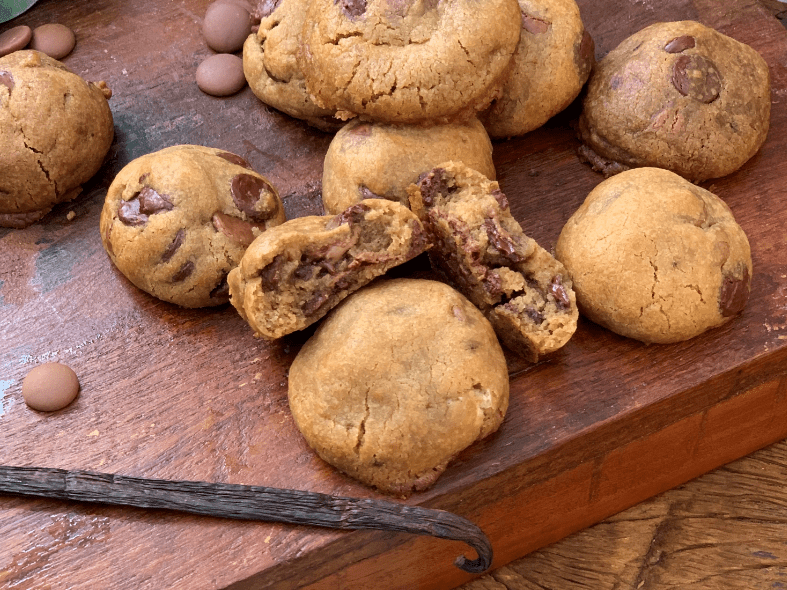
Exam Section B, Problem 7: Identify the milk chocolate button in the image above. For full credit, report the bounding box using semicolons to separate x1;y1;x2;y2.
196;53;246;97
22;362;80;412
30;23;76;60
672;54;721;103
0;25;32;58
202;1;252;53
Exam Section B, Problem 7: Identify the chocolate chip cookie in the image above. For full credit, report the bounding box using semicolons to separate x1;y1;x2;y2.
409;161;578;362
242;0;340;131
228;199;429;340
298;0;522;124
555;167;752;343
322;117;496;215
481;0;594;139
100;145;285;308
1;50;113;228
578;21;770;182
288;278;509;496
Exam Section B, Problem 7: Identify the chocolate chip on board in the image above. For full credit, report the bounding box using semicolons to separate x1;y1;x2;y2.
29;23;76;60
0;25;32;58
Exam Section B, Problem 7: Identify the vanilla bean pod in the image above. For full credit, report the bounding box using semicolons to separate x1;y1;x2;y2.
0;465;492;573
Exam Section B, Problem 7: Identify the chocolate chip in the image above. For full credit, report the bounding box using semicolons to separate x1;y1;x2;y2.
483;272;502;298
719;267;750;317
326;203;370;230
491;189;509;210
170;261;195;283
292;263;316;281
549;274;571;310
257;0;283;17
349;123;373;137
210;274;230;299
483;218;522;263
0;70;14;92
417;168;452;207
212;211;262;247
302;290;330;316
524;306;545;324
521;14;550;35
139;186;174;215
231;174;275;221
216;151;253;169
358;185;382;200
260;254;286;290
0;26;32;58
161;229;185;262
118;198;146;226
29;23;76;60
672;54;721;103
576;29;595;81
664;35;695;54
337;0;366;18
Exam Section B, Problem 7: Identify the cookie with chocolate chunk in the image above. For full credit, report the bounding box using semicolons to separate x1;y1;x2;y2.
408;161;578;362
322;118;496;215
1;50;114;228
555;167;752;343
100;145;285;308
242;0;340;131
288;278;509;496
298;0;522;124
578;21;770;182
228;199;428;340
481;0;594;138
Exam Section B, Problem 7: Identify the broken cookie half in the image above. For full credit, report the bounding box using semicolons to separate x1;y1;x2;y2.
228;199;429;340
408;161;578;362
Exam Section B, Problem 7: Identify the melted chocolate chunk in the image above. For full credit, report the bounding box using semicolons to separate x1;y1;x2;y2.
216;151;253;169
549;274;570;310
258;0;283;18
664;35;695;54
524;306;545;324
490;189;509;210
212;211;261;247
0;71;14;92
231;174;275;221
139;187;174;215
118;198;146;226
326;202;370;230
483;218;522;263
170;261;195;283
521;14;550;35
719;267;750;317
210;275;230;300
418;168;453;207
672;54;721;103
259;254;286;290
337;0;366;18
483;271;502;298
358;185;382;200
302;290;330;316
161;229;185;262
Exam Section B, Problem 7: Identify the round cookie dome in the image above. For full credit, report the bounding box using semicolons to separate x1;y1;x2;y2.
555;167;752;344
321;118;496;214
100;145;285;308
577;21;770;182
298;0;522;124
288;278;509;496
0;50;114;228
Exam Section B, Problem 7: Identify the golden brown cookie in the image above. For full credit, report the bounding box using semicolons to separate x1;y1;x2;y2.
555;167;752;343
228;199;429;340
481;0;594;139
100;145;285;308
578;21;770;181
0;50;114;228
299;0;522;124
409;161;578;361
321;118;496;215
288;278;509;496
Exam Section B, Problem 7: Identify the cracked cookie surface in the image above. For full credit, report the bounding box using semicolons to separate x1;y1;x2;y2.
480;0;594;139
298;0;522;124
409;161;578;361
0;50;113;228
288;278;509;496
555;167;752;343
577;21;770;182
322;117;495;215
242;0;341;131
228;199;429;340
100;144;285;308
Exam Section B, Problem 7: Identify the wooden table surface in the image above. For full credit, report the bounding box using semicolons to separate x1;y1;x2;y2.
1;1;786;589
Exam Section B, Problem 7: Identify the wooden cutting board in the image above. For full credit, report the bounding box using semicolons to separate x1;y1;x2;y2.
1;0;786;588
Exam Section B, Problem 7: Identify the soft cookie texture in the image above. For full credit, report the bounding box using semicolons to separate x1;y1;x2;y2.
409;161;578;362
100;145;285;308
1;50;114;228
322;118;496;215
228;199;429;340
288;278;509;496
555;167;752;343
481;0;594;139
299;0;522;124
242;0;340;131
578;21;770;182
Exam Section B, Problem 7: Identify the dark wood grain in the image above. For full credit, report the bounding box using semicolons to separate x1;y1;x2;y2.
1;1;787;589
